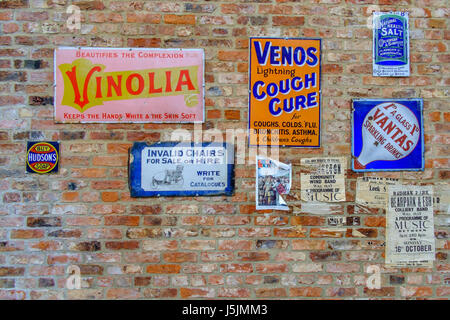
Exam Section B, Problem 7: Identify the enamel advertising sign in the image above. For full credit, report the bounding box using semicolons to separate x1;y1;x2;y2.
129;142;234;197
385;185;435;268
26;141;59;174
249;38;321;147
54;47;204;123
352;99;424;172
373;12;410;77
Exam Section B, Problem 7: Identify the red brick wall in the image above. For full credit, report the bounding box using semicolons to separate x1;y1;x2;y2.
0;0;448;300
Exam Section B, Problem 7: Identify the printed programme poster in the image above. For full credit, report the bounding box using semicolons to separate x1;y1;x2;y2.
256;156;292;211
301;157;346;202
386;185;435;268
352;99;424;172
55;47;204;123
249;37;321;147
356;177;400;208
129;142;234;197
373;12;410;77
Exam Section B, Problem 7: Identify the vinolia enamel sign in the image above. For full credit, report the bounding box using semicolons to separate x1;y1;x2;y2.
373;12;410;77
352;99;424;172
54;47;204;123
129;142;234;197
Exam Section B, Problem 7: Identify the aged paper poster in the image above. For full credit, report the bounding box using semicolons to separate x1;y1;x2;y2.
385;185;435;268
301;157;346;202
256;156;292;211
356;177;400;208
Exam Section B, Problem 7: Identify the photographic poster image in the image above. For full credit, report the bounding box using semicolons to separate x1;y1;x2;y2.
55;47;204;123
356;177;400;209
301;157;346;202
249;37;321;147
385;185;435;268
256;156;292;211
373;12;410;77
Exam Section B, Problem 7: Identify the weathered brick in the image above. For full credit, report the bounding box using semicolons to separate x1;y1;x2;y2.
164;14;195;25
105;241;139;250
146;265;181;274
0;267;25;277
27;217;61;228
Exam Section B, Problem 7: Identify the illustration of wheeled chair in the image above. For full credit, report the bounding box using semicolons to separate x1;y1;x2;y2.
151;165;184;188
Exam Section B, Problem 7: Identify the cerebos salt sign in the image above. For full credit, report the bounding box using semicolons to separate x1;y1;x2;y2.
373;12;409;77
54;47;204;123
352;99;424;172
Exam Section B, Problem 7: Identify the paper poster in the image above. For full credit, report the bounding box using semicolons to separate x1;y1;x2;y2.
373;12;409;77
301;157;346;202
54;47;204;123
352;99;424;172
26;141;59;174
385;185;435;268
356;177;400;208
249;37;321;147
434;184;450;214
256;156;292;211
129;142;234;197
327;217;360;227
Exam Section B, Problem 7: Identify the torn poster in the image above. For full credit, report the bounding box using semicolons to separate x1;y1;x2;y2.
327;216;360;227
356;177;400;208
433;183;450;215
385;185;435;268
301;157;346;202
256;156;292;211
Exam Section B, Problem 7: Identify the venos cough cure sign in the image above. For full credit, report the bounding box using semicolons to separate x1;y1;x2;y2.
249;38;321;147
352;99;424;172
55;47;204;123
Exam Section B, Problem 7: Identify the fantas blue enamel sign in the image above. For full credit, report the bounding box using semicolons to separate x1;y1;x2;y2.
373;12;409;77
352;99;424;172
129;142;234;197
26;141;59;174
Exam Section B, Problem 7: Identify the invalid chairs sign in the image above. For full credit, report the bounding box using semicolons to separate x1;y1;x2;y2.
54;47;204;123
352;99;424;172
129;142;234;197
248;37;321;147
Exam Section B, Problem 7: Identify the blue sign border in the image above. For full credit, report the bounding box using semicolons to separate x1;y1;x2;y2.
129;141;235;197
351;98;424;172
247;37;322;148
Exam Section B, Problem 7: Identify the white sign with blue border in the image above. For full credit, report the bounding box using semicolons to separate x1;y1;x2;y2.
129;142;234;197
373;11;410;77
352;99;424;172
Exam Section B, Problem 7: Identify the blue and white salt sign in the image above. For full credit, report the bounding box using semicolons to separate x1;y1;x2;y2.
129;142;234;197
373;12;409;77
352;99;424;172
